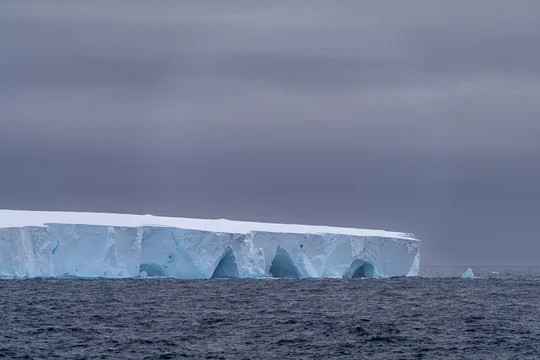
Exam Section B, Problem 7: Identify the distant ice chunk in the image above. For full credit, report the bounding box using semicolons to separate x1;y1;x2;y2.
0;210;421;279
461;268;474;278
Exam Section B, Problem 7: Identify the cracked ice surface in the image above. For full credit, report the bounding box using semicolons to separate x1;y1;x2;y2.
0;210;420;279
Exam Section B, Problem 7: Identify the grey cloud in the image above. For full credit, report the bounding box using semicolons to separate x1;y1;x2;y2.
1;1;539;265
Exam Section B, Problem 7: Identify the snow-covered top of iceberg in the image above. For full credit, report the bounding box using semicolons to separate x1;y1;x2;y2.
0;209;417;241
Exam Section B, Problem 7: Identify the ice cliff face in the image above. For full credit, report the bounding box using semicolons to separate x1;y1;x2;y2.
0;210;420;279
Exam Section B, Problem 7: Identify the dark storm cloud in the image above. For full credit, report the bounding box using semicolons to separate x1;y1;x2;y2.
1;1;539;265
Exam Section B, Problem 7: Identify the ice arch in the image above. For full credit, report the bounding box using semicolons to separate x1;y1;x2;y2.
139;263;166;277
269;247;300;278
342;259;375;278
211;248;240;279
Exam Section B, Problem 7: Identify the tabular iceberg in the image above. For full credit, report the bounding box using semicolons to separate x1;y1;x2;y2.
0;210;420;279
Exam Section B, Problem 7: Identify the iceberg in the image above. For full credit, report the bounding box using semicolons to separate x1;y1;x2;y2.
0;210;420;279
461;268;474;278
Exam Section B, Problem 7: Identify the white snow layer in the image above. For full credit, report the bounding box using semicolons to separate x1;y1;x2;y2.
0;210;420;279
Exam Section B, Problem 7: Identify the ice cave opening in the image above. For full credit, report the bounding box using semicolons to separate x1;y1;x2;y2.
269;247;300;278
343;259;375;278
139;263;166;277
211;249;240;279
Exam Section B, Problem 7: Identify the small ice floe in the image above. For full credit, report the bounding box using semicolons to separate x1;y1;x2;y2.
461;268;474;278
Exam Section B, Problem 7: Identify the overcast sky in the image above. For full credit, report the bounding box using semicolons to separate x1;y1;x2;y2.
1;1;539;265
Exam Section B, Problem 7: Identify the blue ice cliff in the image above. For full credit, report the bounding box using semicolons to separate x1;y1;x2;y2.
0;210;420;279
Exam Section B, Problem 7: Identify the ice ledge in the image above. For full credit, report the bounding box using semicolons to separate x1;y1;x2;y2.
0;210;420;279
0;210;417;240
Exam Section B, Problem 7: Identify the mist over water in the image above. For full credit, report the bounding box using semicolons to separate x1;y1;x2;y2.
420;265;540;279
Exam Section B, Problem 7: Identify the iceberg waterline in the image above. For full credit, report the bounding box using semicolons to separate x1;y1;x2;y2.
0;210;420;279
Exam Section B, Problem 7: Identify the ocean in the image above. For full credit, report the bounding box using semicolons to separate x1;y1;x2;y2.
1;266;539;359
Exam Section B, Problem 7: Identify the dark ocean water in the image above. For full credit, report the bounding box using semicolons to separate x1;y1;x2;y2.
1;266;539;359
